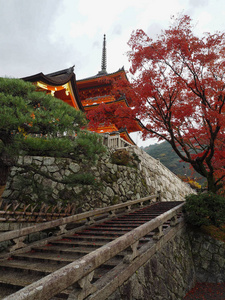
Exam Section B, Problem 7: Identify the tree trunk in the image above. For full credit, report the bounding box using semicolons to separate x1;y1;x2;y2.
207;174;218;193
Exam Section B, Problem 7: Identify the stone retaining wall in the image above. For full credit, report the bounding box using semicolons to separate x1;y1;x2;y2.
108;226;196;300
2;146;194;211
104;226;225;300
127;146;194;202
188;228;225;283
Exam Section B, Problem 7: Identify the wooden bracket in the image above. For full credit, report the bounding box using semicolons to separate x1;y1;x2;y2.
68;271;96;300
124;241;139;263
56;224;68;235
170;214;178;227
9;236;26;252
126;205;131;212
153;225;164;240
86;216;95;226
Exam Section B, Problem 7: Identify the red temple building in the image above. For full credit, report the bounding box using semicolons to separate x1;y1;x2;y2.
22;35;142;145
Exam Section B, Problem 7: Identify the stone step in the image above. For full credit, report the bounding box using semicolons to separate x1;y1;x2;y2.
32;244;124;257
74;229;129;237
50;239;107;248
12;251;82;264
0;270;43;289
64;234;115;242
11;250;123;270
0;257;120;299
0;279;69;300
0;259;64;278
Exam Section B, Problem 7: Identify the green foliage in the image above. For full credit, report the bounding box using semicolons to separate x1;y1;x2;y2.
0;78;107;188
184;192;225;227
74;131;106;161
111;149;131;166
143;141;205;185
16;172;54;205
66;173;96;185
21;136;75;157
0;78;86;140
0;78;87;137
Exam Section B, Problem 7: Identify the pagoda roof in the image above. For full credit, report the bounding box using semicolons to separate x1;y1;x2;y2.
83;95;130;110
22;66;83;111
77;67;127;85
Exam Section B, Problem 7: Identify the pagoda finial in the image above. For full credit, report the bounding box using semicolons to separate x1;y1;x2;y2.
98;34;107;75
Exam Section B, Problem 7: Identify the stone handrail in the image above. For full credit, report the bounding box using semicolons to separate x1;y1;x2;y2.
0;193;160;255
4;201;184;300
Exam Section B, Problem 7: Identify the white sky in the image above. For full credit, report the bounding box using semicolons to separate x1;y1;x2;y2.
1;0;225;146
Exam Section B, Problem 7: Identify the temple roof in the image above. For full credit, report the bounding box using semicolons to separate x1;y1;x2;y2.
77;67;126;83
22;66;83;111
82;95;129;109
22;66;75;86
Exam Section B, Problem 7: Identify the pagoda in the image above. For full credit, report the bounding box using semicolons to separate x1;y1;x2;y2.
76;35;142;144
22;35;142;145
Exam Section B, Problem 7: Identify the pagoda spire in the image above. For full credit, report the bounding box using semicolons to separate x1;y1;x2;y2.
98;34;107;75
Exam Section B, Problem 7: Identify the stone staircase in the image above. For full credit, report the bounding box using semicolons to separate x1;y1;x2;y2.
0;198;184;299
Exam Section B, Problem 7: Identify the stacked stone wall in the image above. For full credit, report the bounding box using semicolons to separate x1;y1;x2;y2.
108;226;196;300
2;146;194;211
104;226;225;300
188;228;225;283
126;146;194;202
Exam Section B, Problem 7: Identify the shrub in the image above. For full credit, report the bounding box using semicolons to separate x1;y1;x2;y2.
184;192;225;227
74;131;106;161
111;149;131;166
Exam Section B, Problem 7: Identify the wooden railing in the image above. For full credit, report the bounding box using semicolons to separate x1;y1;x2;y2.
0;193;160;257
2;196;185;300
102;133;133;148
0;201;76;223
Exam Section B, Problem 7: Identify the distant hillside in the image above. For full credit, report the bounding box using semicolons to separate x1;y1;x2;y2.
142;141;204;185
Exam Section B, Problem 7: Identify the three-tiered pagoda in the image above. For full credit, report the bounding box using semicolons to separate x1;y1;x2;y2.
22;35;141;145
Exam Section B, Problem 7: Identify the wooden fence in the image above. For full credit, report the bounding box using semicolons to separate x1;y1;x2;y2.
0;200;76;223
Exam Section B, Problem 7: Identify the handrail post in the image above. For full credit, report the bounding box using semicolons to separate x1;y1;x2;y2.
156;191;161;202
170;214;178;227
68;271;96;300
9;236;26;252
153;225;164;240
86;216;95;226
124;241;139;263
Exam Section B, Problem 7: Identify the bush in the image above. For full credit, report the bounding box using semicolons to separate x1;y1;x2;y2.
74;131;106;161
184;192;225;227
111;149;131;166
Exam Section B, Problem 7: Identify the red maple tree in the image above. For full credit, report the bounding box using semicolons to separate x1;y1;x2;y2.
88;15;225;193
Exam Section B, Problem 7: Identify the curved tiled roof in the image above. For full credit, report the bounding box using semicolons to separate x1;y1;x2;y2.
22;66;83;111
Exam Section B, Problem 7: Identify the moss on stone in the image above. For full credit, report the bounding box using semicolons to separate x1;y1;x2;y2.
112;195;120;205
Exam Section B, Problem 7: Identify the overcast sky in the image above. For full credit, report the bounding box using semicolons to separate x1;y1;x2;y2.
1;0;225;146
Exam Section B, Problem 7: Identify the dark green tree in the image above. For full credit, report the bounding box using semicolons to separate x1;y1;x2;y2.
0;77;87;186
